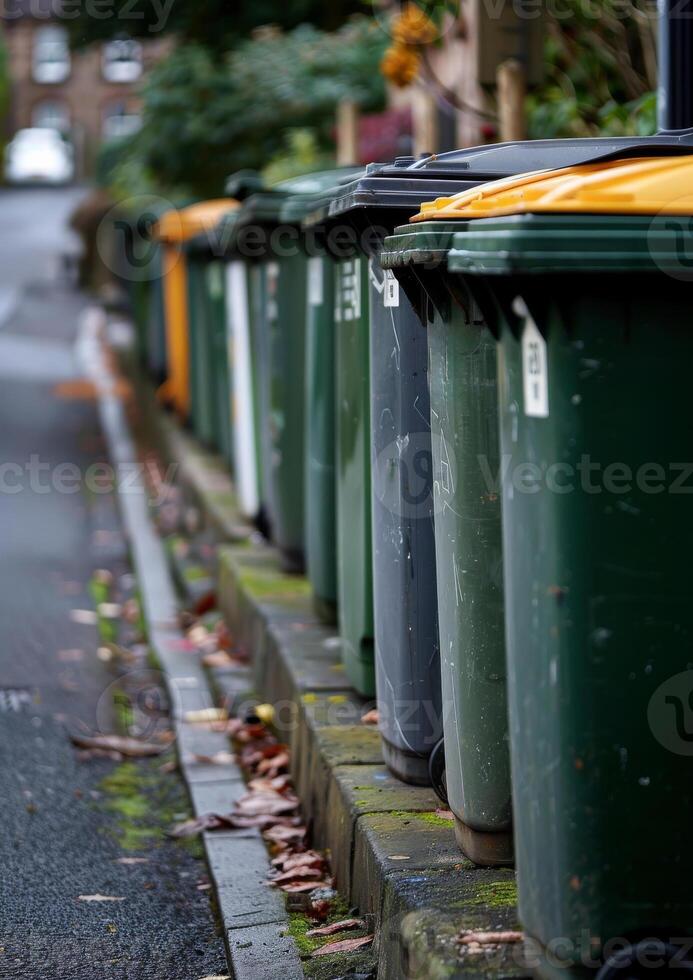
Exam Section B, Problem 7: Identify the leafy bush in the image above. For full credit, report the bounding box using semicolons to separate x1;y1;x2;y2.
527;0;657;138
105;18;387;198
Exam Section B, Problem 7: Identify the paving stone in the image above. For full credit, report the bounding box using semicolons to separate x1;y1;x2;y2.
206;834;288;929
187;777;246;815
176;720;231;759
226;922;304;980
210;665;256;716
324;765;441;899
353;811;469;918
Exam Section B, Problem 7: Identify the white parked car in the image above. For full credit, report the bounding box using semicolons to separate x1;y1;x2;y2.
4;128;75;185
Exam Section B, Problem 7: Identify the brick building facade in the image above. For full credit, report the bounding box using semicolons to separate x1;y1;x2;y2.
1;0;169;176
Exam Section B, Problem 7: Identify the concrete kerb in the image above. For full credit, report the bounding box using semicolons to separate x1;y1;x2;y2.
86;310;304;980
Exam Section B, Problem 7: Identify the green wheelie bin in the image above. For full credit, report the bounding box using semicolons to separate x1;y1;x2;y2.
287;167;363;623
381;134;693;862
221;171;365;571
436;154;693;979
185;236;219;449
114;197;172;385
216;180;267;527
324;155;516;779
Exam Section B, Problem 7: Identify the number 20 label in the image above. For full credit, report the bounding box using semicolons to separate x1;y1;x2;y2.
516;297;549;418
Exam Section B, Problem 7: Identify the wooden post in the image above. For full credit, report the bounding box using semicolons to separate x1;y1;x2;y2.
336;98;360;165
412;87;440;157
497;59;527;142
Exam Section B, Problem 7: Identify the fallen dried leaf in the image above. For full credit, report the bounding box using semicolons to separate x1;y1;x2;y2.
70;733;169;758
306;919;364;938
97;602;122;619
115;857;149;865
435;808;455;821
263;824;308;847
193;591;217;616
271;850;324;872
361;709;379;725
270;866;329;887
458;931;524;946
184;708;229;724
70;609;98;625
312;935;374;956
256;751;290;777
234;791;298;818
201;651;235;668
78;895;125;903
57;649;84;663
279;880;332;894
188;751;235;767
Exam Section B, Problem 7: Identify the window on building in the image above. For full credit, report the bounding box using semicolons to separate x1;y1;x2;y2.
102;101;142;141
31;100;70;133
32;25;71;85
102;39;143;84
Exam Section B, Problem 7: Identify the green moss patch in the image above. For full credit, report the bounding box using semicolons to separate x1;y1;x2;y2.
97;759;201;857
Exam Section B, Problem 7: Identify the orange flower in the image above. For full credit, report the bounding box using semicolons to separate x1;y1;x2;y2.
380;43;421;88
392;3;438;46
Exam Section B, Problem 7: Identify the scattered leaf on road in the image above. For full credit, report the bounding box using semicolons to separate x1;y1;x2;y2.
361;709;379;725
69;733;170;757
57;649;84;662
70;610;98;625
114;858;149;865
311;935;374;956
78;895;125;903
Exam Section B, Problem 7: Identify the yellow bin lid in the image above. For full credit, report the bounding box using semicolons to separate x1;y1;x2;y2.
412;155;693;222
156;199;239;243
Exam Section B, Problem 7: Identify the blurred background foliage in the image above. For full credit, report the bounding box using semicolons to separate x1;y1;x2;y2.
96;0;659;199
526;0;657;138
68;0;363;55
99;17;388;199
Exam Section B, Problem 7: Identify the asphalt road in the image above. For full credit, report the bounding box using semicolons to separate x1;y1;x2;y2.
0;188;229;979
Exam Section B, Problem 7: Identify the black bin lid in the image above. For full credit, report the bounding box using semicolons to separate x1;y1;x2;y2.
326;129;693;229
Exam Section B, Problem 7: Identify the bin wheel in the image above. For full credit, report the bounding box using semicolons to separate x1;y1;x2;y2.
596;940;693;980
428;738;448;805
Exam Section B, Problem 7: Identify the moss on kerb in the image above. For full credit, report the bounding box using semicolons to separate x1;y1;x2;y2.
287;896;375;977
470;879;518;909
237;566;312;599
388;810;456;829
181;563;211;583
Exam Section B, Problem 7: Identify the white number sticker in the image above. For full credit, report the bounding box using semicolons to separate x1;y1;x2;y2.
308;256;324;307
383;270;400;308
516;296;549;418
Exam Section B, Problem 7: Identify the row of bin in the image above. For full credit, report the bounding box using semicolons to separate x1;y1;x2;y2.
125;133;693;979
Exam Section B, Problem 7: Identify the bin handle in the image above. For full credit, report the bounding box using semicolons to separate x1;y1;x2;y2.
428;738;448;806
